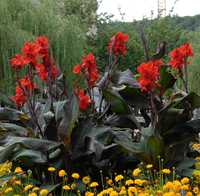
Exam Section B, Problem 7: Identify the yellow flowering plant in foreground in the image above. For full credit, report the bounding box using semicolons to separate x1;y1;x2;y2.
0;160;199;196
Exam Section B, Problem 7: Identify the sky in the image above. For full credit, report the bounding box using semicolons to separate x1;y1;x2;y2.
98;0;200;21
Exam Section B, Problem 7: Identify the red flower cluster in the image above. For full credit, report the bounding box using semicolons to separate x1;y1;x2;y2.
11;86;27;107
10;36;59;81
77;89;91;110
137;60;163;92
11;76;36;107
10;54;30;70
169;43;193;69
108;32;129;56
73;53;99;87
10;36;59;107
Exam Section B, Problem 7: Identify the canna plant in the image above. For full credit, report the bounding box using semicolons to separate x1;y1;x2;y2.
0;32;199;183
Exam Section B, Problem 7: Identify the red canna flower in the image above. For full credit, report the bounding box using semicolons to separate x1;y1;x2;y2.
73;64;82;74
179;43;193;57
108;32;129;56
35;64;48;81
83;53;99;87
35;36;49;56
82;53;96;69
88;69;99;87
77;89;91;110
35;63;59;81
10;54;30;70
169;43;193;69
11;76;37;107
137;60;162;92
22;41;41;65
73;53;99;87
11;86;27;107
19;76;36;91
50;65;59;80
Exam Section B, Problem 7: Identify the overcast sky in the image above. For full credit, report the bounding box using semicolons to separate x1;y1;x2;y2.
98;0;200;21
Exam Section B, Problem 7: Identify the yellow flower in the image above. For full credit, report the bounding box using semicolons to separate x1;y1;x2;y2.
14;166;23;174
58;169;66;177
162;169;171;174
181;177;190;184
165;192;177;196
133;168;141;177
186;192;193;196
4;187;13;193
134;179;146;186
193;169;200;177
119;186;126;195
163;181;174;190
173;180;181;191
32;187;40;192
85;191;94;196
181;185;189;191
110;190;119;196
28;192;37;196
72;172;80;179
156;190;163;196
146;164;153;169
39;189;49;196
106;188;114;193
128;186;137;195
106;179;113;186
163;192;176;196
14;180;21;185
193;186;199;194
98;189;110;196
192;143;200;151
48;167;56;172
63;185;71;191
82;176;91;184
119;189;126;195
90;182;99;188
0;161;12;176
125;179;134;186
115;174;124;182
138;192;149;196
195;156;200;161
24;184;34;192
71;183;77;190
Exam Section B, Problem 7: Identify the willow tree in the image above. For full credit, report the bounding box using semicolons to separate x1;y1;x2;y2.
0;0;90;94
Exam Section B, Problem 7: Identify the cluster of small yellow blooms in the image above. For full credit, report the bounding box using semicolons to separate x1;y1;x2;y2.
192;143;200;152
0;161;12;176
0;163;200;196
0;165;49;196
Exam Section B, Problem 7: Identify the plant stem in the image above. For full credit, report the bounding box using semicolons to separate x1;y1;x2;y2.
150;92;158;130
138;23;149;61
183;63;188;93
17;76;44;138
98;54;118;115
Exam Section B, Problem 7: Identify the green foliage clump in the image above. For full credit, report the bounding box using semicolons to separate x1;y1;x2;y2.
187;29;200;95
95;22;144;72
144;17;183;57
0;0;87;94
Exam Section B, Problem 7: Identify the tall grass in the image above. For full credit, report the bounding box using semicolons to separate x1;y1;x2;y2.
0;0;87;95
187;29;200;95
